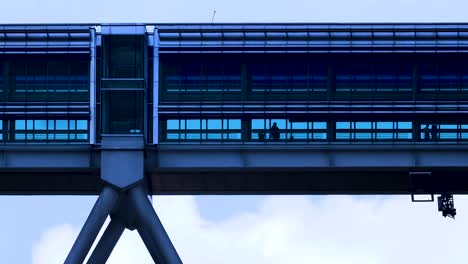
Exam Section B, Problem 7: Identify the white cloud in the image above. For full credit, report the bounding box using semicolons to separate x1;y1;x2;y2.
32;224;77;264
33;195;468;264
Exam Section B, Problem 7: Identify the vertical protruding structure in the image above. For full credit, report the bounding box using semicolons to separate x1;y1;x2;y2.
153;28;159;144
89;27;97;144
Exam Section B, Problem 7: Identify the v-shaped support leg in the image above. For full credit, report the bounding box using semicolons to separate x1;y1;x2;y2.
64;184;183;264
129;185;182;263
86;218;125;264
64;187;119;264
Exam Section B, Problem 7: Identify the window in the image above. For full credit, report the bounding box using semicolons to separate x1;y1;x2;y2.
164;119;242;142
336;121;412;141
251;119;327;142
249;63;327;93
420;123;468;141
12;61;89;99
419;64;468;94
164;63;241;93
12;119;88;142
336;64;412;94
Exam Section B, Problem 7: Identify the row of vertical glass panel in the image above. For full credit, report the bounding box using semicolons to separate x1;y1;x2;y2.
160;56;468;100
161;119;468;143
0;119;88;142
0;61;89;101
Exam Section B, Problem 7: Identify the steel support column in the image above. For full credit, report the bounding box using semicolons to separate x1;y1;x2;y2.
129;185;182;264
138;225;164;262
64;186;119;264
86;218;126;264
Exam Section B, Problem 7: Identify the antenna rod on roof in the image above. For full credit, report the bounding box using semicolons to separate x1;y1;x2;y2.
211;10;216;24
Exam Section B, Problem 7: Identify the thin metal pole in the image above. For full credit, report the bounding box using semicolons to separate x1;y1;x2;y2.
89;27;97;144
86;218;126;264
129;185;183;264
64;187;119;264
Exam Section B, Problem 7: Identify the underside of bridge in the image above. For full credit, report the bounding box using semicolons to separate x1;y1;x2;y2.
0;143;467;195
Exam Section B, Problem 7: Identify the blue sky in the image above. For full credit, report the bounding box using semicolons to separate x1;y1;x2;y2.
1;0;468;263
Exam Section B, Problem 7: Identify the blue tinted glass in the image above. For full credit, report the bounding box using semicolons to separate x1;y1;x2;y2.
16;120;26;130
271;119;286;129
77;134;88;140
34;120;46;130
167;120;179;130
398;122;412;129
376;122;393;129
398;133;412;139
336;132;351;139
440;133;457;139
15;133;25;140
56;134;68;140
291;122;307;129
69;120;76;130
228;120;241;129
167;133;179;140
208;120;222;130
77;120;87;130
186;120;200;129
34;134;46;140
27;120;33;129
207;133;222;139
252;119;265;129
56;120;68;130
336;122;350;129
356;122;371;129
440;124;457;129
313;133;327;139
356;133;372;139
48;120;55;130
229;133;242;139
186;133;201;139
291;133;307;139
376;133;393;139
314;122;327;129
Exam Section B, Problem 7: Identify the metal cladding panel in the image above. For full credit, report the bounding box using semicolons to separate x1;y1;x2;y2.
156;23;468;53
101;25;146;35
0;25;91;53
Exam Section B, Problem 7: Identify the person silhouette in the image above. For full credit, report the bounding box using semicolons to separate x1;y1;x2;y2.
270;122;280;141
258;132;265;142
423;124;430;141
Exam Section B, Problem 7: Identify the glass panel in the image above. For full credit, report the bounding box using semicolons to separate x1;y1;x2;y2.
336;122;350;129
56;120;68;130
186;120;200;129
77;120;88;130
398;122;412;129
15;120;25;130
207;120;222;130
314;122;327;129
252;119;266;129
167;120;179;130
34;120;47;130
336;133;351;139
376;122;393;129
48;120;55;130
356;122;371;129
290;122;307;129
228;120;241;129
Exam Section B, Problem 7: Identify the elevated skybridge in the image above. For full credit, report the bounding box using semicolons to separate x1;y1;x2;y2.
0;142;468;195
3;23;468;263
